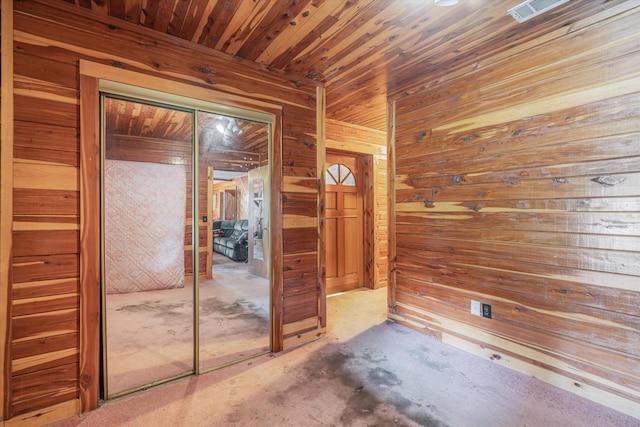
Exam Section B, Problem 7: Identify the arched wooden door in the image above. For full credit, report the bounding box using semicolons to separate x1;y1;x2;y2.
325;153;363;294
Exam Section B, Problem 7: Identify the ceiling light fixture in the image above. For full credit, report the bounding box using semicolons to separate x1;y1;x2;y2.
434;0;458;6
214;117;243;136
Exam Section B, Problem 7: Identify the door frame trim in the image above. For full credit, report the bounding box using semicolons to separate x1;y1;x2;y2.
1;0;14;419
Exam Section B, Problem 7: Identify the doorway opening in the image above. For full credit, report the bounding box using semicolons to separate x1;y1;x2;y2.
100;90;272;399
325;151;375;295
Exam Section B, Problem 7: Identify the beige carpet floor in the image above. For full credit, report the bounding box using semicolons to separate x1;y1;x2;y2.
105;263;270;396
53;288;637;427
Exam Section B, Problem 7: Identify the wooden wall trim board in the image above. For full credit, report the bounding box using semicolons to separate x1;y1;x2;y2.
78;75;100;413
1;0;14;420
316;87;327;329
361;153;374;289
386;102;396;313
325;119;386;156
388;4;640;418
85;65;284;116
283;325;326;351
271;111;284;353
7;2;320;420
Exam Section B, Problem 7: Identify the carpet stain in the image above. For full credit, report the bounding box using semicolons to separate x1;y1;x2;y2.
367;367;402;387
410;345;450;371
200;296;268;325
116;301;186;313
258;344;448;427
389;392;448;427
361;347;389;364
199;297;269;343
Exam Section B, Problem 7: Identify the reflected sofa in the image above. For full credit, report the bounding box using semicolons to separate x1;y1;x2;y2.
213;219;249;262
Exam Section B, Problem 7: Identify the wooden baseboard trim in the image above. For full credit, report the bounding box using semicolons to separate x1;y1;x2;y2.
283;327;326;351
391;306;640;420
442;333;640;420
283;316;319;336
3;399;80;427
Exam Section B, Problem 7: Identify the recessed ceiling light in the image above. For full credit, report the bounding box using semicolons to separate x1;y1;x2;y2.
434;0;458;6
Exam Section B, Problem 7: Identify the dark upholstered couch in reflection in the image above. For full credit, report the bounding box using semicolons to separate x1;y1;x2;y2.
212;220;249;262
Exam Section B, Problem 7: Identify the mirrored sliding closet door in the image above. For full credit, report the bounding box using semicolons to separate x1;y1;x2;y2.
102;96;195;398
101;91;273;399
197;112;272;371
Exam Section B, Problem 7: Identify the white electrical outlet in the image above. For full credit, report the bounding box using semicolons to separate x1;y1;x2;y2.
470;300;481;316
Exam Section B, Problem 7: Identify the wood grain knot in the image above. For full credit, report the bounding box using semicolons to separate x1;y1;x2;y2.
591;176;625;187
80;374;92;388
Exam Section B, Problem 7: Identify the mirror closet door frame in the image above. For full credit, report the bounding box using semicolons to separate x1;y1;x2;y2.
96;80;278;400
100;93;199;398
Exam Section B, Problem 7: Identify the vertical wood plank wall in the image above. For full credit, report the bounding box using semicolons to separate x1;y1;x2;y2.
3;0;323;421
388;3;640;417
325;119;388;289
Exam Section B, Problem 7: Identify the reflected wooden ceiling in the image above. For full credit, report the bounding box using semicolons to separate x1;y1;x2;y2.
104;97;269;172
67;0;597;130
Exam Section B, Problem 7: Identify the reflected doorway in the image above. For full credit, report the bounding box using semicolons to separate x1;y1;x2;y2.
199;112;271;371
101;93;272;398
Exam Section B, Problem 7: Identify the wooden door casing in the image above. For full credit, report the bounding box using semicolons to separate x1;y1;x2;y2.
325;153;363;294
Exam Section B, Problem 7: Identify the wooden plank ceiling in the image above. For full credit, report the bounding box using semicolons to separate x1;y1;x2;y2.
64;0;575;130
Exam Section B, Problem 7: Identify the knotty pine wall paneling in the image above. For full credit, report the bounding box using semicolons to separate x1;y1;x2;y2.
388;4;640;418
4;0;323;422
281;92;325;347
325;119;388;289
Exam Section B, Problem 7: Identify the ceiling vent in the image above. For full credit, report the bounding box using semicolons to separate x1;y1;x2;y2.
508;0;571;23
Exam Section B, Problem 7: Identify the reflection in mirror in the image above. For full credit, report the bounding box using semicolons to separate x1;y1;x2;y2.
103;96;195;397
252;178;264;262
198;112;271;371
